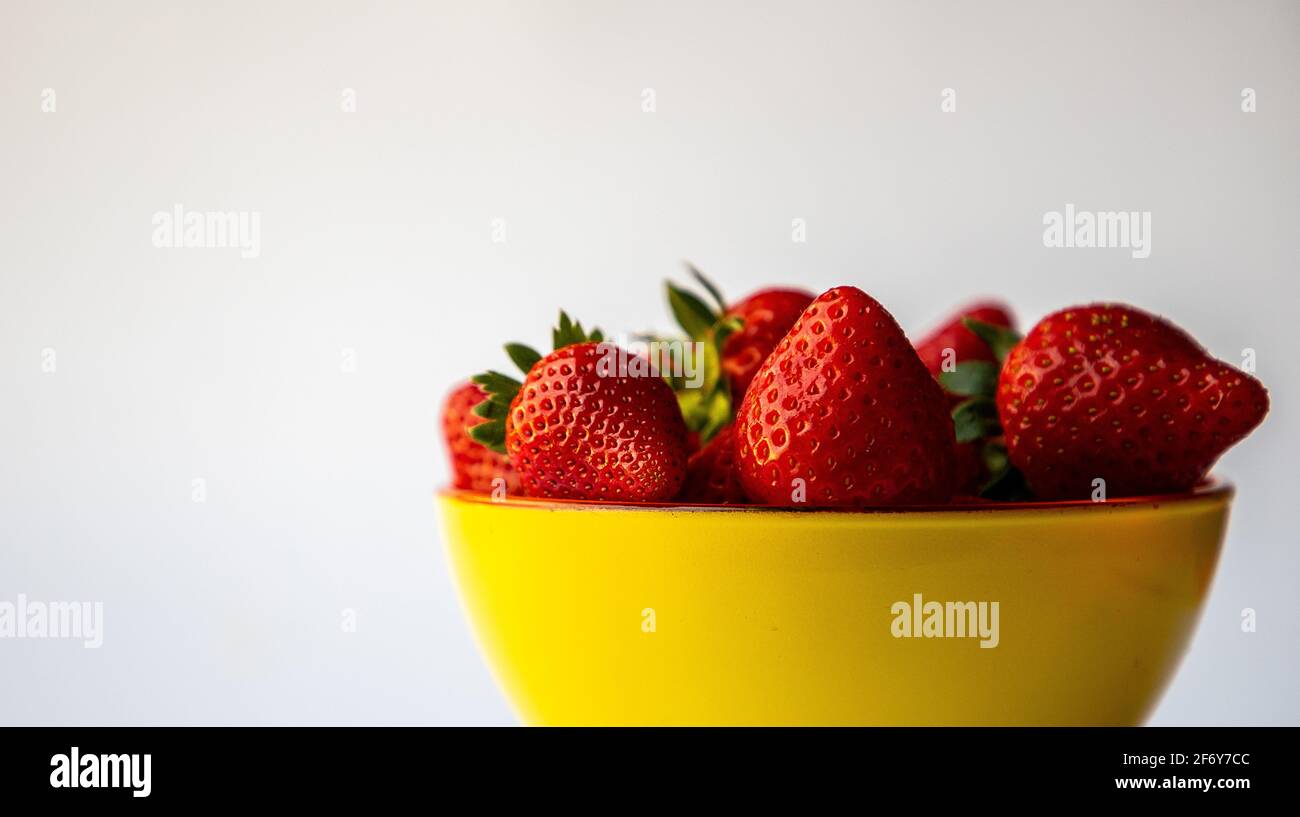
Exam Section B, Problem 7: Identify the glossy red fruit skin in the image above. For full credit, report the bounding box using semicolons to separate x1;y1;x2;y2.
914;301;1016;378
996;304;1269;500
722;288;815;400
679;425;748;504
442;382;520;493
506;342;689;501
735;286;957;506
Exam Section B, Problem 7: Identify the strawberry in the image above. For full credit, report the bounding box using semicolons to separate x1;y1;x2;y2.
441;381;520;493
996;304;1269;500
471;313;689;502
935;316;1036;501
663;266;813;445
735;286;956;506
679;424;748;504
720;288;816;399
914;301;1016;380
914;302;1019;496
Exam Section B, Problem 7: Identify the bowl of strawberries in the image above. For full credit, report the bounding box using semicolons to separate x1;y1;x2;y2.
437;269;1268;726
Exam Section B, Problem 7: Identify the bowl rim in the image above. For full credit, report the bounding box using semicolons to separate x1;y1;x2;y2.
438;479;1233;514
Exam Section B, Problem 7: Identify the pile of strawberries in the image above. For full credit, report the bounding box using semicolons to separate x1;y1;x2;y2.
443;269;1269;506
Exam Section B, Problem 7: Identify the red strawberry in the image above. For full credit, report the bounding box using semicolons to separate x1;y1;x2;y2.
721;288;815;399
679;424;748;504
735;286;956;506
914;301;1016;379
506;343;688;501
472;313;689;502
997;304;1269;500
664;267;813;446
441;382;520;493
914;302;1018;495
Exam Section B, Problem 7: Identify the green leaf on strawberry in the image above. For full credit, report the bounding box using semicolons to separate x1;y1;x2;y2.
944;313;1032;500
677;386;731;442
503;343;542;374
951;397;1000;444
661;264;744;445
466;417;507;450
963;317;1022;362
552;311;602;349
469;311;604;455
978;443;1031;500
939;360;999;398
666;281;718;341
687;263;728;314
713;314;743;348
471;370;522;397
470;393;510;421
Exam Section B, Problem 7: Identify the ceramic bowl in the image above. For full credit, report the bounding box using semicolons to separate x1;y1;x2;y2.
437;484;1230;725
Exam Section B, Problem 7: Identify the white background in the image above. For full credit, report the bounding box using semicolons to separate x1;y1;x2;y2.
1;0;1296;724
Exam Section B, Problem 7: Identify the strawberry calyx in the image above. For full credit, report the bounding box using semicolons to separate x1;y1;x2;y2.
963;317;1021;362
468;311;603;455
939;317;1030;500
663;264;743;444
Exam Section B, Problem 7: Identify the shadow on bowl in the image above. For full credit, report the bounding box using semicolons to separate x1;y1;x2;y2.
437;482;1231;725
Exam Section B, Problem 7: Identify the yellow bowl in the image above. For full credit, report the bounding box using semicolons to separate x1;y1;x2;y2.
437;484;1231;725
